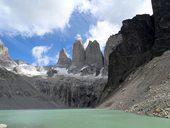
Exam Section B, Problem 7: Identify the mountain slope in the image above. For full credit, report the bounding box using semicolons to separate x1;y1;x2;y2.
98;51;170;117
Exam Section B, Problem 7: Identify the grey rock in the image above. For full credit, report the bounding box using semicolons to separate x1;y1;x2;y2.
57;48;71;68
85;40;104;70
105;15;154;93
99;50;170;117
103;34;123;75
152;0;170;55
47;68;58;77
69;39;85;73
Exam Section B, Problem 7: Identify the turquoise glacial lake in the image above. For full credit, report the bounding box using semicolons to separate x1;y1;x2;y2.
0;109;169;128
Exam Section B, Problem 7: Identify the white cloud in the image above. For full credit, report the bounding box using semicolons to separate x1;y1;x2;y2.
83;0;153;51
32;45;56;66
84;21;119;51
0;0;152;38
0;0;84;36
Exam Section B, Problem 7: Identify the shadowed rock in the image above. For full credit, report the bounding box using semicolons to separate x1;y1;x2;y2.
106;15;154;92
152;0;170;55
103;34;123;75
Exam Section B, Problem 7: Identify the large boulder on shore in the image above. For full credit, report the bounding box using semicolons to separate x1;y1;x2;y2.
0;124;7;128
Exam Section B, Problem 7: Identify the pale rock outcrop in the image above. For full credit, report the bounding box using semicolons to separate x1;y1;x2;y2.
57;48;71;68
0;41;14;67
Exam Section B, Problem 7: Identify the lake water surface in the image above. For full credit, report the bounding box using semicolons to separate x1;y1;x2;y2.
0;109;169;128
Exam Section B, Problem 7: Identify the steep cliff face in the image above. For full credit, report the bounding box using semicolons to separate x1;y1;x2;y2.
69;39;85;73
106;15;154;91
99;0;170;117
152;0;170;55
103;34;123;75
80;40;104;76
85;40;104;69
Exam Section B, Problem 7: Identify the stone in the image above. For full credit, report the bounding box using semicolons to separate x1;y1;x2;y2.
103;34;123;75
0;124;7;128
85;40;104;70
47;68;58;77
152;0;170;55
57;48;71;68
106;14;154;91
69;39;85;73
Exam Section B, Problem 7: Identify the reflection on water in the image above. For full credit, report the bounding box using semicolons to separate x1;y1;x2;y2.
0;109;169;128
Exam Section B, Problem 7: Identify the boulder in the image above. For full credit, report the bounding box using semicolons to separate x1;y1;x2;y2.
47;68;58;77
0;124;7;128
57;48;71;68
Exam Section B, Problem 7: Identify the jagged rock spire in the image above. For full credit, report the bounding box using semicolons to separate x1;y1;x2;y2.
85;40;103;70
70;38;85;69
57;48;71;68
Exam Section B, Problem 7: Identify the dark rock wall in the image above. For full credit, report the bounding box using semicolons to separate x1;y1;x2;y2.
103;34;123;75
105;0;170;98
106;15;155;91
152;0;170;55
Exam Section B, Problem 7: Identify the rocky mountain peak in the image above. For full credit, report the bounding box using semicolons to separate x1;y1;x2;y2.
69;39;85;71
0;41;9;58
85;40;103;69
0;41;13;67
57;48;71;68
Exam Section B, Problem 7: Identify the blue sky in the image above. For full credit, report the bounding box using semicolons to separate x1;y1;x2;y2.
0;0;152;66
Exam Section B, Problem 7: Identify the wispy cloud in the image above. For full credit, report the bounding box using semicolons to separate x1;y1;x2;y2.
81;0;153;51
32;45;57;66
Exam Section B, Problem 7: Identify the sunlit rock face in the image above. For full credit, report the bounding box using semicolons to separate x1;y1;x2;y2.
0;41;14;67
69;39;85;73
57;48;71;68
79;40;104;76
85;40;104;70
152;0;170;55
